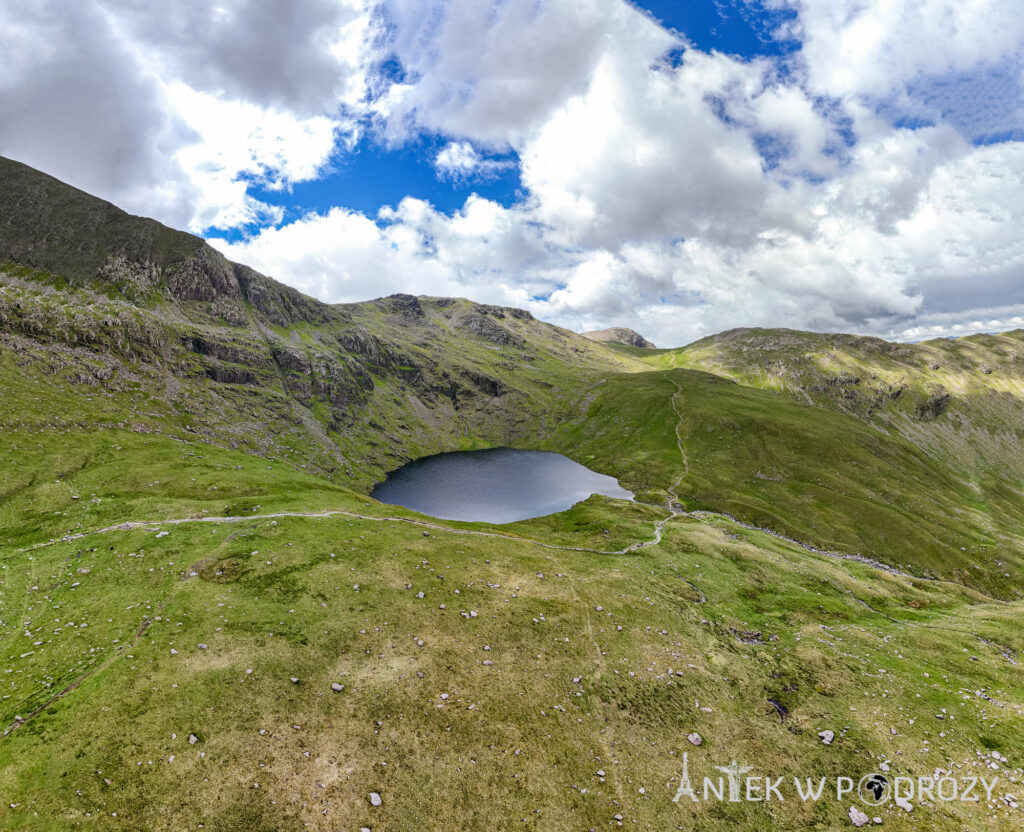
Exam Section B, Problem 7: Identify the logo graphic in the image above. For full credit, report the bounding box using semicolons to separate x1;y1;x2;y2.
715;760;754;802
670;743;997;808
858;773;890;805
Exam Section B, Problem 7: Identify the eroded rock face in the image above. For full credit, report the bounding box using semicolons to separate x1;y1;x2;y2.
165;248;239;303
387;293;424;318
234;264;334;327
916;388;952;421
338;327;393;368
455;311;526;347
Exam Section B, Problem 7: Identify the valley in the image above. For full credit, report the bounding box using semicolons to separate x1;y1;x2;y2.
1;156;1023;830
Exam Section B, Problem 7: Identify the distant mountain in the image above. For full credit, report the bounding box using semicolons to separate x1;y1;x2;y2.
582;326;655;348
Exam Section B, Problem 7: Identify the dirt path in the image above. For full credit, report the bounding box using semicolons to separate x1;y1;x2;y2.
17;506;673;557
3;599;169;737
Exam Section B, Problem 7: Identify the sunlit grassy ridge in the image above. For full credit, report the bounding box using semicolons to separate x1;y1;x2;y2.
543;369;1023;597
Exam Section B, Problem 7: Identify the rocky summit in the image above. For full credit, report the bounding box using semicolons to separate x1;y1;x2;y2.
582;326;657;349
1;158;1022;831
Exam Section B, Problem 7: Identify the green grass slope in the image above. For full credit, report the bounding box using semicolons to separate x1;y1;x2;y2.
1;425;1022;831
544;369;1023;597
649;327;1024;486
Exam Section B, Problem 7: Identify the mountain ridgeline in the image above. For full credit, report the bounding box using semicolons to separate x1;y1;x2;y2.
2;154;1023;598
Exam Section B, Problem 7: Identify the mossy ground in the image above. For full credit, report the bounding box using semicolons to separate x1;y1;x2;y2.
2;419;1021;831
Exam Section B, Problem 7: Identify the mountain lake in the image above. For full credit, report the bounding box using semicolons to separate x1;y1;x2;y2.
371;447;634;523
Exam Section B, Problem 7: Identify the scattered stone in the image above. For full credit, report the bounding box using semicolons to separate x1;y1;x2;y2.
290;677;300;684
331;683;344;692
848;805;870;827
369;792;382;807
819;730;835;745
188;734;198;745
170;648;178;655
894;796;913;813
197;643;208;650
687;732;702;746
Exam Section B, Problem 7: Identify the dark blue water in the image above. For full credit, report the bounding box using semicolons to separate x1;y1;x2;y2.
371;448;634;523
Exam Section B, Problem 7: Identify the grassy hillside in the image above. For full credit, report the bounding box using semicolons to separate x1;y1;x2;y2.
544;369;1023;597
2;158;1024;830
647;327;1024;485
2;425;1022;831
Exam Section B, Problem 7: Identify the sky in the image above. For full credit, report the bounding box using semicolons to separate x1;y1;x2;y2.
1;1;1023;346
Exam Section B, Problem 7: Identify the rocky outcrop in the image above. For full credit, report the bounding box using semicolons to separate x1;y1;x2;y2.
338;326;393;368
915;388;952;421
582;327;655;348
454;311;525;347
386;293;424;318
234;264;333;326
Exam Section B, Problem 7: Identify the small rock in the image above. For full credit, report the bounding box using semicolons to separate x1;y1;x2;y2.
894;796;913;813
849;805;870;827
188;734;198;745
197;643;208;650
369;792;382;806
819;730;835;745
290;677;299;684
687;732;702;746
331;683;344;692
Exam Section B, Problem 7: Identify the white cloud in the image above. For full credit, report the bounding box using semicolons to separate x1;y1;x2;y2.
791;0;1024;139
0;0;377;231
167;85;344;230
373;0;672;146
433;141;512;180
210;205;462;303
4;0;1024;347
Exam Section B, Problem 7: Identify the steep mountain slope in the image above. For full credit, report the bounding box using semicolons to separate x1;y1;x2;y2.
646;328;1024;487
0;156;646;490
